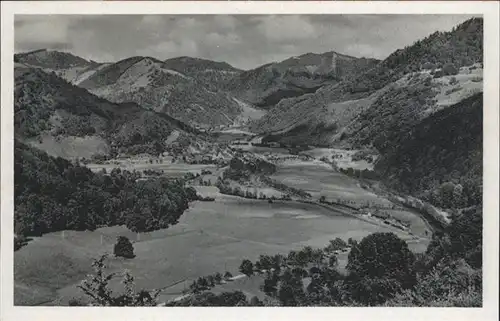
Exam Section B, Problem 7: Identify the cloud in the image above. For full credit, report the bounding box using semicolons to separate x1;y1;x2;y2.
15;16;72;49
255;15;317;42
14;14;475;70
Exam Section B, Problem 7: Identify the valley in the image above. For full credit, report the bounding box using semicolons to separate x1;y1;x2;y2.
12;16;484;308
15;142;433;306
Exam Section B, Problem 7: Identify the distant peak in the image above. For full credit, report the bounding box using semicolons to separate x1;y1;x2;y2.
14;49;99;69
163;56;241;72
15;48;48;56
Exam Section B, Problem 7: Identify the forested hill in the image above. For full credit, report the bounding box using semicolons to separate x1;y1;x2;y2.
77;56;244;128
14;49;99;70
14;140;198;240
375;93;483;210
225;51;379;109
162;56;242;92
335;17;483;100
14;65;202;159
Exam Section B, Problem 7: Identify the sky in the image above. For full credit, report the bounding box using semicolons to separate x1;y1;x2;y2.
14;14;475;70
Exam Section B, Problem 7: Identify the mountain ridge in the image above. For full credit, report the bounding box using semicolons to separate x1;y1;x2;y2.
78;56;244;128
225;50;379;109
14;65;205;160
15;48;380;128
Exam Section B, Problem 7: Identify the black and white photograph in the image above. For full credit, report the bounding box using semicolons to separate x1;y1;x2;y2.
1;2;499;321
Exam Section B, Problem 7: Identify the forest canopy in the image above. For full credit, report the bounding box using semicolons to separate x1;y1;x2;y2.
14;140;198;239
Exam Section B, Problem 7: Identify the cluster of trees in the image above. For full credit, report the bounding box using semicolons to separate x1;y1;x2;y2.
198;196;215;202
142;169;163;176
430;62;459;78
351;150;376;163
188;272;233;294
234;228;480;307
185;157;219;165
318;196;360;210
216;180;256;198
339;167;380;180
328;197;399;212
183;172;200;181
215;179;294;202
113;236;135;259
222;167;251;182
325;237;354;252
227;157;277;176
215;180;265;199
85;154;112;165
319;156;332;164
259;176;312;199
371;210;410;228
14;141;198;241
426;181;470;209
198;179;214;187
214;235;413;306
238;242;349;280
385;206;482;306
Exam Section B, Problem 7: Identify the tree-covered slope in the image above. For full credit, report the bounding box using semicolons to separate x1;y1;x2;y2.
334;17;483;100
14;49;99;70
374;93;483;209
162;56;242;92
14;49;105;84
79;56;244;128
14;140;198;238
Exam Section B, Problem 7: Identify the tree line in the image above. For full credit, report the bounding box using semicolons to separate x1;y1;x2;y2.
14;140;198;246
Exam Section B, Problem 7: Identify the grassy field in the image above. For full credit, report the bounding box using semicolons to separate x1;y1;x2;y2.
27;134;109;161
269;159;432;238
383;209;431;237
14;190;427;306
270;160;388;205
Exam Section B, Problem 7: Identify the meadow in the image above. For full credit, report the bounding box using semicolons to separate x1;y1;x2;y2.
269;159;432;238
271;160;389;205
14;189;427;305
